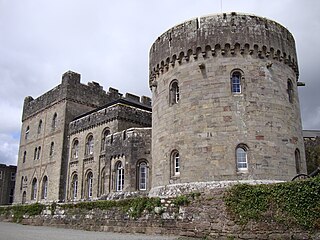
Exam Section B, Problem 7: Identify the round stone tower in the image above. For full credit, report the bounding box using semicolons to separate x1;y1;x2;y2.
149;12;306;189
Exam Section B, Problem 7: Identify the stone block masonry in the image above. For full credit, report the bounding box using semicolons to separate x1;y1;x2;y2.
150;12;306;189
1;188;319;239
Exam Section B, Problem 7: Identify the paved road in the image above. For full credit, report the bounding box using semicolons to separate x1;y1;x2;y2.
0;222;179;240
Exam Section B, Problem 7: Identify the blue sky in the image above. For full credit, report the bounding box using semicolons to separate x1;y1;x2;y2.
0;0;319;165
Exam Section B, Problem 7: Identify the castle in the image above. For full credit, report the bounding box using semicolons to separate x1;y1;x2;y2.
14;13;306;204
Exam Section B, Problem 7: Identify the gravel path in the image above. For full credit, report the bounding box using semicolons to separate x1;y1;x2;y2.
0;222;179;240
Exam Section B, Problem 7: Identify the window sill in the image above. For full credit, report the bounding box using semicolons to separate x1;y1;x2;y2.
171;174;180;179
232;93;243;97
237;169;248;174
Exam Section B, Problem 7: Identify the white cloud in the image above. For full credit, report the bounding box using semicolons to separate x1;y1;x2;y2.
0;133;19;166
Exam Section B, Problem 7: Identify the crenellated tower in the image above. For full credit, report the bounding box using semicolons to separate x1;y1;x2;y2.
149;13;306;189
15;71;122;204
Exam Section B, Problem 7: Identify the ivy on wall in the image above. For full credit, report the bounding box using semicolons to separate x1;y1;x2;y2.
0;203;45;222
224;176;320;229
0;197;162;221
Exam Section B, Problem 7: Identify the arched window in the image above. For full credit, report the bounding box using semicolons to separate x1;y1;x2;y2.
138;161;148;191
287;79;294;103
71;173;78;200
22;191;26;204
49;142;54;157
295;148;301;174
52;113;57;130
171;150;180;176
25;126;30;140
231;71;242;93
86;171;93;199
169;80;180;105
85;135;94;155
116;162;124;192
101;128;110;151
31;178;37;200
38;120;42;134
236;145;248;171
41;176;48;200
23;151;27;163
72;139;79;159
100;167;106;196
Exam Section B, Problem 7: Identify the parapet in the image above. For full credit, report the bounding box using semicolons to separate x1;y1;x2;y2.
0;164;17;169
105;127;152;160
124;93;152;107
149;12;299;84
22;71;122;121
22;71;151;121
68;100;152;135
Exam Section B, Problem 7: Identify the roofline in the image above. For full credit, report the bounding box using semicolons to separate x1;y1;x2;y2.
72;98;152;121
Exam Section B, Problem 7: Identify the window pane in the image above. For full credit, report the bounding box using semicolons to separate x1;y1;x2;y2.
236;148;247;169
232;72;241;93
116;163;124;191
139;163;147;190
174;153;180;174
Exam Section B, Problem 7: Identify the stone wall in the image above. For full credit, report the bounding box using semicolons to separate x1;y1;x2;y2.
69;100;151;135
0;164;16;205
149;13;298;79
105;128;152;193
3;188;319;239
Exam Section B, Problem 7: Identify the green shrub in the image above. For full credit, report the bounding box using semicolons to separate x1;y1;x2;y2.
0;203;46;222
224;176;320;229
61;197;161;219
173;195;190;206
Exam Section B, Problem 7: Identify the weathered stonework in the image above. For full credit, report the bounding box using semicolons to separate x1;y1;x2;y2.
66;118;151;201
149;12;306;189
14;12;306;209
2;188;319;239
15;71;151;204
105;128;152;194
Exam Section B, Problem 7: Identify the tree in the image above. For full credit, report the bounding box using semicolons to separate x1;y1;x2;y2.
304;136;320;174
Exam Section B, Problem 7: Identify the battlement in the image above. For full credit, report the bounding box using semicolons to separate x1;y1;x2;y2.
22;71;124;121
69;100;152;135
105;127;152;159
0;164;17;169
149;12;299;85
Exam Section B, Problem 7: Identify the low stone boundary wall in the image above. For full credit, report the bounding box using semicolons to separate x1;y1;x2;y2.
1;188;319;239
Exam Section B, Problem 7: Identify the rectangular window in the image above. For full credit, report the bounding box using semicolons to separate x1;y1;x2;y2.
0;171;2;180
116;168;124;191
88;178;93;198
73;180;78;199
175;154;180;174
232;79;241;93
231;72;241;93
11;172;15;181
139;164;147;190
